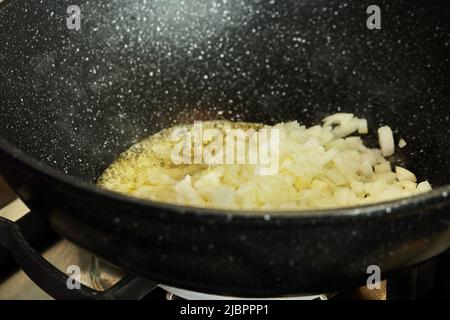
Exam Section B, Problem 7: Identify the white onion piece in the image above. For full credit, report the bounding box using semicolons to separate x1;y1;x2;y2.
395;166;417;182
374;172;397;183
351;180;365;194
360;160;374;177
323;113;354;126
417;181;432;192
398;138;407;148
378;126;395;157
400;181;417;191
358;119;368;134
374;162;391;174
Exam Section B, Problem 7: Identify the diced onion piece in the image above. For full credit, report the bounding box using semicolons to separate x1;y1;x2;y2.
378;126;395;157
310;179;329;191
333;119;359;138
174;175;205;205
369;149;384;165
323;113;354;126
364;180;386;196
148;170;176;185
350;180;365;194
374;172;397;184
323;113;361;138
334;188;355;206
360;160;374;177
132;185;158;198
417;181;432;192
395;166;417;182
398;138;407;148
400;180;417;191
345;136;362;149
325;169;347;186
374;162;391;174
358;119;368;134
211;186;236;207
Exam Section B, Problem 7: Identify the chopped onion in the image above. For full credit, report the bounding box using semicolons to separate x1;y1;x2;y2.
99;114;432;211
360;160;374;177
395;166;417;182
358;119;368;134
378;126;395;157
417;181;432;192
374;162;391;174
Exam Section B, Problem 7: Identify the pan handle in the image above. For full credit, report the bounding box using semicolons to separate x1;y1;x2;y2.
0;216;158;299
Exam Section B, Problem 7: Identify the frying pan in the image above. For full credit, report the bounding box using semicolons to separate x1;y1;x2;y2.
0;0;450;297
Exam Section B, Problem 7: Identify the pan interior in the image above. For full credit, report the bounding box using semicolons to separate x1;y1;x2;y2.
0;0;449;188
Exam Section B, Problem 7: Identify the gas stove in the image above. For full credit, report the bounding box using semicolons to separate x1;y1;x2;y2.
0;176;449;300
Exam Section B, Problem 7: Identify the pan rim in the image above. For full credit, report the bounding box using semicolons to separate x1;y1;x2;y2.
1;136;449;221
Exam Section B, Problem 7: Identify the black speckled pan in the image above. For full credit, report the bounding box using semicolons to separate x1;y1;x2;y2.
0;0;449;296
